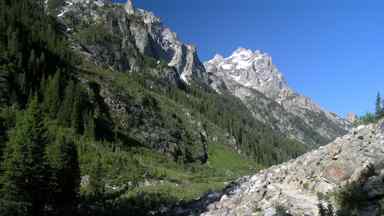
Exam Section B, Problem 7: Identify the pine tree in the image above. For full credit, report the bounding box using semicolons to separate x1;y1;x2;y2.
46;129;80;215
86;155;105;204
0;96;49;216
57;81;74;127
43;71;61;118
84;111;96;140
376;92;384;119
6;27;18;56
28;50;36;72
71;84;83;133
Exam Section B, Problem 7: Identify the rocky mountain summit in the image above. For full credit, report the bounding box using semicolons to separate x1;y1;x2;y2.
57;0;207;84
200;120;384;216
205;48;288;99
205;48;351;146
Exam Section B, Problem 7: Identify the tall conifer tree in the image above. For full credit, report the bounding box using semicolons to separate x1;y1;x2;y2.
375;92;384;119
46;129;80;215
0;96;49;216
43;71;61;118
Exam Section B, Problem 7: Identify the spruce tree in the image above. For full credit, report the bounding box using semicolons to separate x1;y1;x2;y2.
376;92;384;119
88;156;105;199
0;96;49;216
57;81;74;127
84;111;96;140
43;71;61;118
71;84;82;133
6;28;18;56
46;129;80;215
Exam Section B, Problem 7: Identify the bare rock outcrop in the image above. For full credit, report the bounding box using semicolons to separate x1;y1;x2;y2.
201;121;384;216
57;0;208;85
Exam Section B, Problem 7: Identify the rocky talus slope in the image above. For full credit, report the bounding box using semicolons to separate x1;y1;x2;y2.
205;48;350;146
200;121;384;216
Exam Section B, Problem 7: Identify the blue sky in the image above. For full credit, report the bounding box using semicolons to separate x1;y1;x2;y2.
122;0;384;117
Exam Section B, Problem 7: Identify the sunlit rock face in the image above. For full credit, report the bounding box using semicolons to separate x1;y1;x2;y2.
57;0;208;85
206;48;289;99
132;7;208;84
201;120;384;216
124;0;134;15
205;48;351;146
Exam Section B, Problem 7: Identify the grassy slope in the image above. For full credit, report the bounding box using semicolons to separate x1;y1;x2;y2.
127;143;259;201
77;138;259;215
76;64;261;213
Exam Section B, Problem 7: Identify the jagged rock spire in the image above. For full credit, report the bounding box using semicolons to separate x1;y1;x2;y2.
125;0;134;15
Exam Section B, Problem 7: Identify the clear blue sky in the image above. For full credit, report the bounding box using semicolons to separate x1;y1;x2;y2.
122;0;384;117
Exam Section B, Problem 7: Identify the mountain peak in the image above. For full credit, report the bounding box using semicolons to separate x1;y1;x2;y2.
234;47;250;52
229;47;265;59
205;47;285;97
213;54;224;60
206;54;224;65
204;47;351;145
231;47;253;56
124;0;134;15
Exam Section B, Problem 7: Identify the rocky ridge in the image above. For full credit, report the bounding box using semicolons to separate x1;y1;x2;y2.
205;48;351;145
57;0;207;84
200;120;384;216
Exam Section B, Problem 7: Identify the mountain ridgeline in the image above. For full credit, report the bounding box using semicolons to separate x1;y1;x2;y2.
205;48;350;146
0;0;350;215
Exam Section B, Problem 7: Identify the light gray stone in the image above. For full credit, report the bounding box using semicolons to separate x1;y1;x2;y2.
201;121;384;216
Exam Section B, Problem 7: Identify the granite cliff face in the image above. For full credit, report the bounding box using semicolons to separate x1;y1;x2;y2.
205;48;351;146
200;120;384;216
57;0;207;84
131;8;208;84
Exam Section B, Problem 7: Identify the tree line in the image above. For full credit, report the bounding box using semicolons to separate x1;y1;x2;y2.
356;92;384;125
